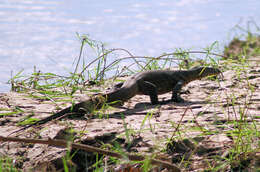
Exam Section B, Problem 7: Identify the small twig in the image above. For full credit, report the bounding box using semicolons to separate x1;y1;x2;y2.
190;108;207;133
4;98;11;108
170;107;189;140
0;136;180;171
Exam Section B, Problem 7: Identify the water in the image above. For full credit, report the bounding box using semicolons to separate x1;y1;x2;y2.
0;0;260;92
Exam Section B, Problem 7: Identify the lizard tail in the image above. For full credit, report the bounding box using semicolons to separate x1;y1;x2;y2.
9;84;137;136
105;86;137;104
8;99;98;136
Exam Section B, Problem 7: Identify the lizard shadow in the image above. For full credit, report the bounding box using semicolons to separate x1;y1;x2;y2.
90;99;219;119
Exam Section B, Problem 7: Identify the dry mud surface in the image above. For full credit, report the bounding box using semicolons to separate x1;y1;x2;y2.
0;62;260;171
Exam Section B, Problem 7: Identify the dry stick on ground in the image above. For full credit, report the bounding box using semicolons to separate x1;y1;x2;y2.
0;136;180;172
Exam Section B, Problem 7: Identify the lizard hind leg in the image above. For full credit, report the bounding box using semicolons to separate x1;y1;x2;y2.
112;82;124;91
114;82;124;88
172;80;185;103
139;81;159;105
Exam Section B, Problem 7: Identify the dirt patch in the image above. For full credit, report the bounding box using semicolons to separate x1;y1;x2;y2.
0;61;260;171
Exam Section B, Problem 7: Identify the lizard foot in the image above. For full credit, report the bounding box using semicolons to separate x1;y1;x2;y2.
171;96;185;103
151;101;159;105
159;100;172;105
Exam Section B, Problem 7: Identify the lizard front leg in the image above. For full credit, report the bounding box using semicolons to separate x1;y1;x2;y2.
139;81;159;105
172;80;185;102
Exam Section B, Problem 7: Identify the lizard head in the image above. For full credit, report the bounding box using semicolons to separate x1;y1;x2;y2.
191;66;221;79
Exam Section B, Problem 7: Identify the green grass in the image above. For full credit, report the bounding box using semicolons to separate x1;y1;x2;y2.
0;157;20;172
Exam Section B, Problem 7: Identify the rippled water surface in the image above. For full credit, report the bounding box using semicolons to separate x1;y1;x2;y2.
0;0;260;91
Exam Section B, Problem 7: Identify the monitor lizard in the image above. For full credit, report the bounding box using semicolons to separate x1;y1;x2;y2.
10;66;221;135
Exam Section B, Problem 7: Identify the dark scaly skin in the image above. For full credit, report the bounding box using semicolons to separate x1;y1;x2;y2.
10;66;220;135
106;66;221;104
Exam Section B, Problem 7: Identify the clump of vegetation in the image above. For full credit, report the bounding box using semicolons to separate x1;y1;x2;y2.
224;20;260;59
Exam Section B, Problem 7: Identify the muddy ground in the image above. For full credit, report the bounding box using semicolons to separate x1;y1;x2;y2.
0;58;260;171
